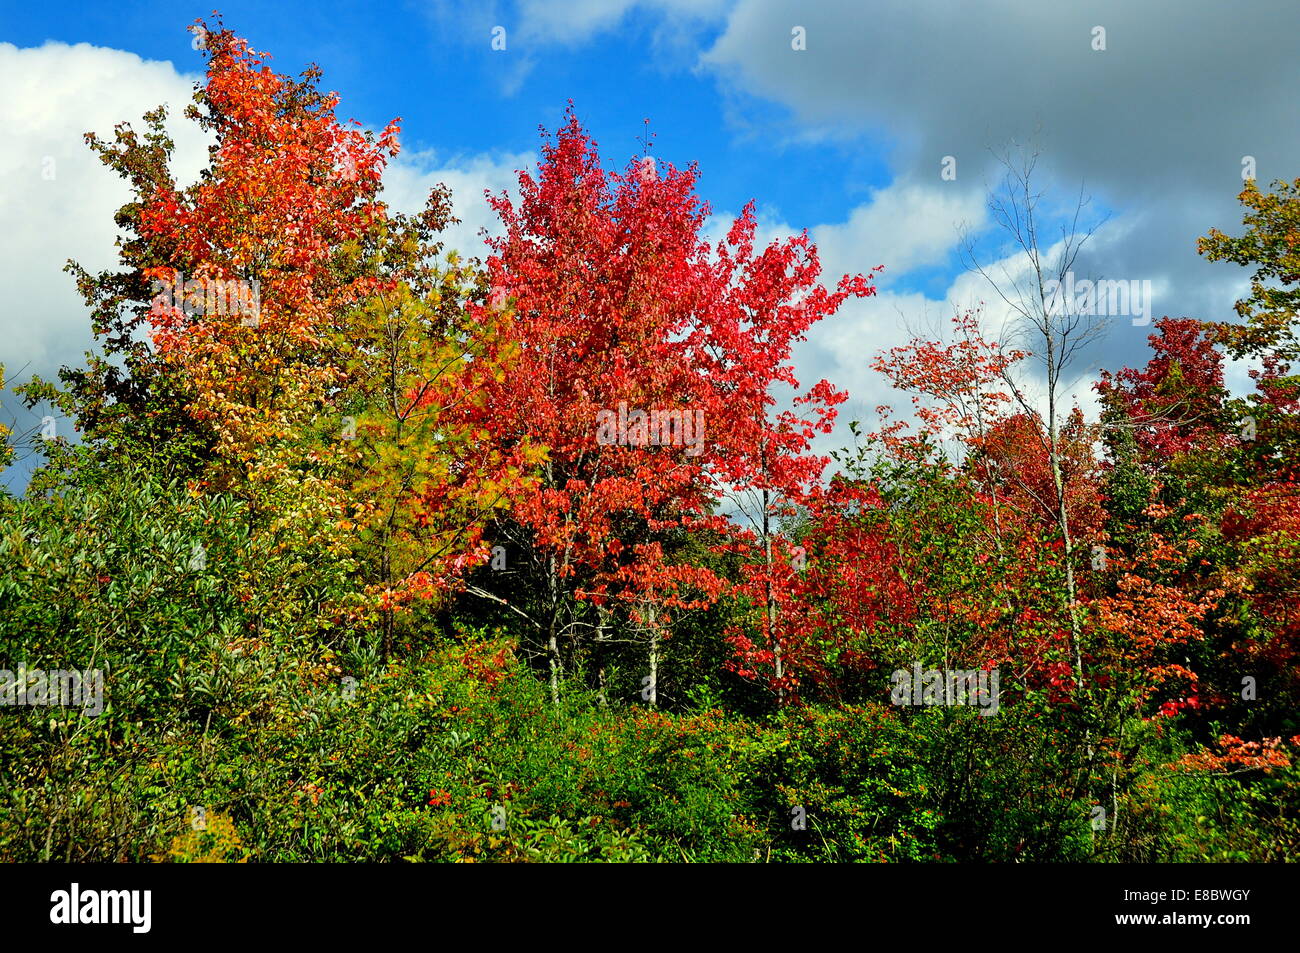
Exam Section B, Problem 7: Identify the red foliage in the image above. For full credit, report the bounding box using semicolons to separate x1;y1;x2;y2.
1096;317;1231;462
475;107;873;640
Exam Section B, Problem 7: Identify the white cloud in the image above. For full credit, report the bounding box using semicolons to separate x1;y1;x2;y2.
700;178;994;461
382;148;535;261
811;181;986;286
0;42;208;379
697;0;1288;380
451;0;732;93
515;0;729;46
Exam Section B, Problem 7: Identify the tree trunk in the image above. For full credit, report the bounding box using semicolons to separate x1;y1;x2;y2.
547;554;561;706
647;602;658;708
596;608;608;707
762;487;783;702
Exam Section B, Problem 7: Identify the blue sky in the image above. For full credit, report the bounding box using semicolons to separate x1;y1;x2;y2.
1;0;892;246
3;1;1297;492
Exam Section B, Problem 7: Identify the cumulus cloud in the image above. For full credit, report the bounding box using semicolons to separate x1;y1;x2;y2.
424;0;730;94
383;147;534;260
723;182;1178;464
810;181;987;287
699;0;1289;376
700;180;989;464
0;41;207;378
514;0;728;47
